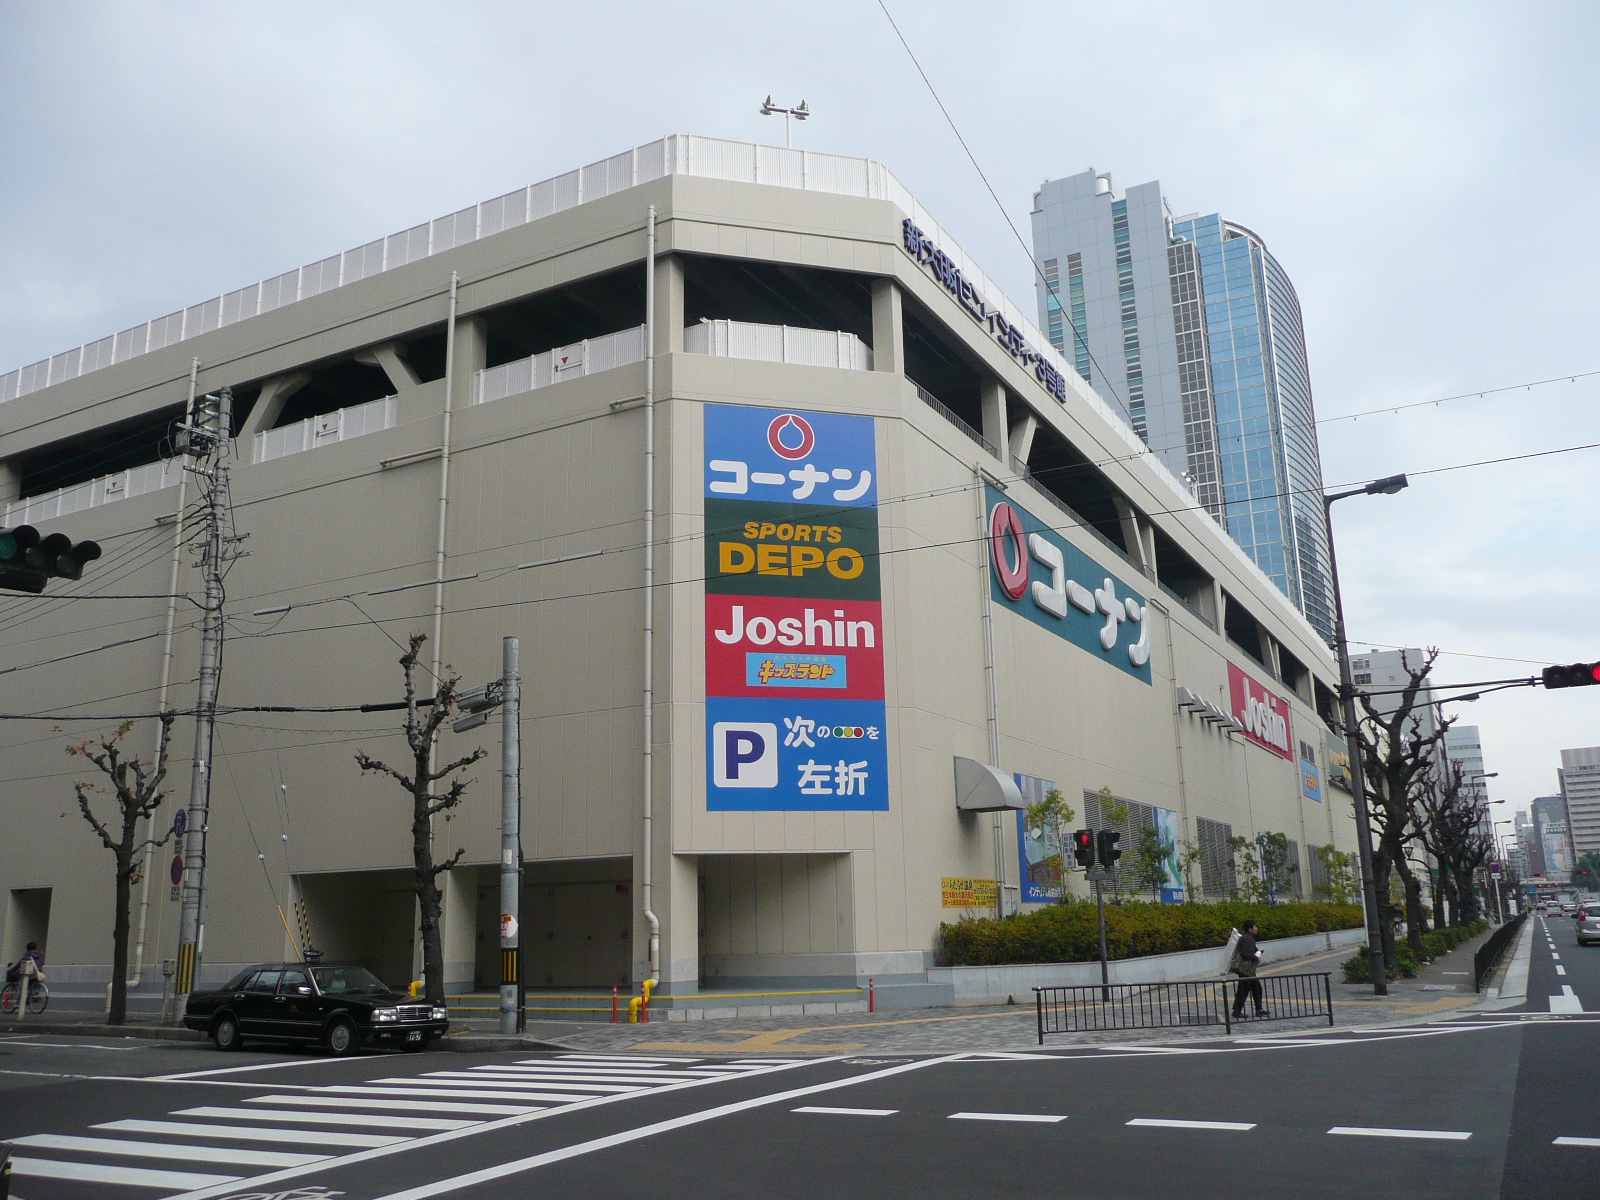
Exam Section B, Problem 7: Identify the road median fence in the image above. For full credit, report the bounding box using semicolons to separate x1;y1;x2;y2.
1033;972;1334;1043
1473;911;1528;992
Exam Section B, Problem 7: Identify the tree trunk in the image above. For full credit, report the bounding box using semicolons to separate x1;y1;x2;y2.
1371;846;1397;974
412;778;447;1006
1394;856;1427;960
110;862;131;1025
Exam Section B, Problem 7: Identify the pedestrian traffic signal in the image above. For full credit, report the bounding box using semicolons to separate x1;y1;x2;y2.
1542;662;1600;689
1097;829;1122;867
1072;829;1095;869
0;525;103;593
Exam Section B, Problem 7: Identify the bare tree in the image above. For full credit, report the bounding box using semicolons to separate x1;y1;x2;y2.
1416;757;1496;927
354;633;485;1005
68;714;177;1025
1356;647;1452;967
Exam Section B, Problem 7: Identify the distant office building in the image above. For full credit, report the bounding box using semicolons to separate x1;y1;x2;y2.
1512;811;1536;877
1030;170;1335;641
1531;795;1574;880
1559;747;1600;859
1349;648;1444;734
1444;725;1495;839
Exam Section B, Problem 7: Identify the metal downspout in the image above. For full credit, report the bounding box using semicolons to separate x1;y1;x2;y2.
975;472;1007;915
641;207;660;986
130;358;198;985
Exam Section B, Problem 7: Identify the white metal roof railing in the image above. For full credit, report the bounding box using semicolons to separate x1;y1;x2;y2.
472;325;646;406
4;456;184;526
254;395;397;464
684;320;872;371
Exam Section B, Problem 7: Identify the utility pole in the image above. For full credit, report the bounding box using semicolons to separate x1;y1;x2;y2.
499;637;523;1034
174;387;242;1007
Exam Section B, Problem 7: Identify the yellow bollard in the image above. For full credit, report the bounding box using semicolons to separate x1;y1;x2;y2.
410;980;422;999
628;996;641;1024
641;979;654;1024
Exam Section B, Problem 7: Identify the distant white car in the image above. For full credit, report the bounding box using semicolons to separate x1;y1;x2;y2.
1562;901;1578;916
1578;905;1600;947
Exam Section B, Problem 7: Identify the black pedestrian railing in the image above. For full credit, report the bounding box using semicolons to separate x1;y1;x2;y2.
1034;972;1334;1043
1473;911;1527;992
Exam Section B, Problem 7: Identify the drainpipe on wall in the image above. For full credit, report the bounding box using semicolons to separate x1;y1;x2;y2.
975;469;1009;915
130;357;199;987
641;207;661;985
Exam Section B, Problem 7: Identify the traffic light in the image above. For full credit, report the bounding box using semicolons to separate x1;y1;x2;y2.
1072;829;1095;869
0;525;102;594
1542;662;1600;689
1096;829;1122;867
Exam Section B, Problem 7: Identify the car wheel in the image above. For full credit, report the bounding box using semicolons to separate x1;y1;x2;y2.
325;1017;358;1057
213;1014;244;1052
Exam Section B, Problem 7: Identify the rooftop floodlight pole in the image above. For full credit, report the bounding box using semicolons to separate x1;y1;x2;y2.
1324;472;1408;996
759;96;810;148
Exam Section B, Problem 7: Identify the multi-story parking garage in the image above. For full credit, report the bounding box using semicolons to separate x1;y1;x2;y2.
0;135;1358;1013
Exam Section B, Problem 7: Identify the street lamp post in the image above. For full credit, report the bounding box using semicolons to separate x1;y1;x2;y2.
1325;472;1408;996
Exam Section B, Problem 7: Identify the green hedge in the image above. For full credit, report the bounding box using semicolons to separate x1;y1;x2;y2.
1341;919;1492;983
938;901;1364;967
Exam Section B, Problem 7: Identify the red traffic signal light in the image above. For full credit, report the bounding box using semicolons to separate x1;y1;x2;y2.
1542;662;1600;689
1072;829;1096;869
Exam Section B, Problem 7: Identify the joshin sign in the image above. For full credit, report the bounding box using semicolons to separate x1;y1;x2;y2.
704;404;889;810
1228;662;1293;761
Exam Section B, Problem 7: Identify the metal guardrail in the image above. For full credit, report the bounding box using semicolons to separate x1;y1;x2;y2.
1034;972;1334;1043
1473;911;1527;992
913;384;999;458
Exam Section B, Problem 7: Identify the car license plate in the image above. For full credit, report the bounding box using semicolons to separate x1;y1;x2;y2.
406;1030;421;1042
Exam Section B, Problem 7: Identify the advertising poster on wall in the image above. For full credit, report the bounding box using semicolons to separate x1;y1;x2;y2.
1154;806;1184;903
1015;773;1066;902
703;404;889;810
1325;733;1353;793
1299;739;1323;803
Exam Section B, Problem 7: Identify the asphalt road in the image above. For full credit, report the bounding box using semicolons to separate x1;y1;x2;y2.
1;924;1595;1200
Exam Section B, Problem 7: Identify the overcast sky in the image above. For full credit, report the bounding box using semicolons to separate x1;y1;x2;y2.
2;1;1596;825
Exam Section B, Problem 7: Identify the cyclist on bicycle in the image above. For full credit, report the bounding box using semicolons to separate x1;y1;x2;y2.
12;942;45;980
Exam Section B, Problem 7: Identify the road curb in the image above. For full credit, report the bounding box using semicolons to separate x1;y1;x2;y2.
437;1032;570;1052
0;1020;204;1041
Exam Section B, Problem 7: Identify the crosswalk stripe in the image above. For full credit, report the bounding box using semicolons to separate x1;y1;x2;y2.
244;1094;540;1116
1329;1126;1472;1140
1127;1118;1256;1131
549;1054;702;1064
10;1157;242;1189
321;1088;601;1107
96;1118;406;1148
173;1105;474;1131
402;1076;647;1091
364;1079;643;1095
949;1112;1068;1124
456;1065;729;1080
1553;1137;1600;1147
12;1132;327;1168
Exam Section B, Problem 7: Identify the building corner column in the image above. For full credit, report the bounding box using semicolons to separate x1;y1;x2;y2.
980;379;1008;454
871;278;903;375
654;254;685;356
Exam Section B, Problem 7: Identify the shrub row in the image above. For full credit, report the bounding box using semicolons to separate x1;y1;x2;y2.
938;901;1364;967
1341;919;1492;983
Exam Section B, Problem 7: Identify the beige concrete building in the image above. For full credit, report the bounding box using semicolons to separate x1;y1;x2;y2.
0;135;1358;1013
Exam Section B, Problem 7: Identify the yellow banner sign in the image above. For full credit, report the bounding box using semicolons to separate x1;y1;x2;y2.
941;877;999;909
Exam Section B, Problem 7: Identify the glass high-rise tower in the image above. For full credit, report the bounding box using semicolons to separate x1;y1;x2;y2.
1030;169;1335;642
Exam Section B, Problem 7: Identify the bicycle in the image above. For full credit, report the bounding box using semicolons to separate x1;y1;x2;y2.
1;978;49;1015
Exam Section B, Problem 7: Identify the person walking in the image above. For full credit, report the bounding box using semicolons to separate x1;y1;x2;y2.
1230;920;1267;1019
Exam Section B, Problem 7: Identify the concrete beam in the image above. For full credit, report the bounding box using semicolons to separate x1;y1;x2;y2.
357;342;422;392
236;372;310;441
450;316;488;411
655;254;685;356
980;379;1007;454
1007;412;1038;467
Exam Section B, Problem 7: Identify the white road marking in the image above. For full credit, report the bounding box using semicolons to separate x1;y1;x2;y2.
548;1054;704;1064
1553;1136;1600;1147
793;1106;898;1116
151;1058;827;1200
1128;1118;1256;1131
1110;1045;1215;1054
97;1118;406;1147
1551;953;1560;960
13;1133;327;1168
450;1065;728;1080
1550;986;1585;1014
949;1111;1067;1123
244;1094;542;1116
1329;1126;1472;1140
155;1057;343;1081
175;1105;474;1130
0;1040;141;1050
319;1085;602;1103
356;1055;961;1200
1556;966;1567;975
387;1076;645;1093
11;1157;241;1188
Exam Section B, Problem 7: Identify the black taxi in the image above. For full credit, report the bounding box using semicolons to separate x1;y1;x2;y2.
183;962;449;1055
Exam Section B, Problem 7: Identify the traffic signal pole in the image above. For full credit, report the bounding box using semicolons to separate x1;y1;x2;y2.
499;637;523;1035
175;388;234;1006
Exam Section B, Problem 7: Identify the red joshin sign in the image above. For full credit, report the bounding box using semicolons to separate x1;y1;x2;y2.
1227;662;1294;761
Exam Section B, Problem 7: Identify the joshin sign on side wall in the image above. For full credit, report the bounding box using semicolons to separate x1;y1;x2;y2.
703;404;889;810
1227;662;1293;761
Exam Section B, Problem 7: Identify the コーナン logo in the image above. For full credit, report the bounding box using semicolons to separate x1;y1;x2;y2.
766;413;816;460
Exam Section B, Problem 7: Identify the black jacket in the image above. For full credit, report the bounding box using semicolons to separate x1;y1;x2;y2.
1234;931;1260;976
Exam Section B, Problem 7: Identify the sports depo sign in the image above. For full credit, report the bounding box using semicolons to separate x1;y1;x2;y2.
703;404;889;810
